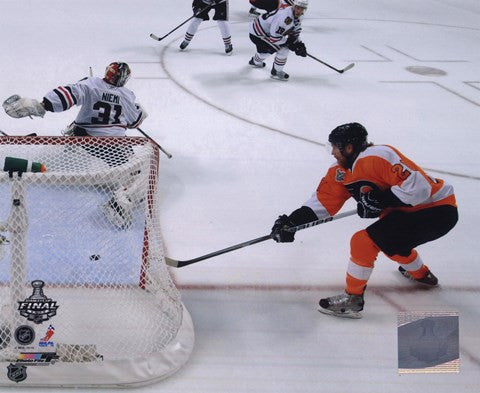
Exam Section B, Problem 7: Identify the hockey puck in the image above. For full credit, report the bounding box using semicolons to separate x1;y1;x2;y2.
89;254;101;261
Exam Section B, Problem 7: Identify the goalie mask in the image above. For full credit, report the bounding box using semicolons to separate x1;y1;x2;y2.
104;62;131;87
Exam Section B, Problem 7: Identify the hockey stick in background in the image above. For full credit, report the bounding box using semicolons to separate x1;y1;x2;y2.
307;53;355;74
136;127;173;159
150;3;212;42
165;209;357;268
149;1;224;42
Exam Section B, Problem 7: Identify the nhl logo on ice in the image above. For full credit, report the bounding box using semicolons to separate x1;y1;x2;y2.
7;363;27;383
17;280;59;324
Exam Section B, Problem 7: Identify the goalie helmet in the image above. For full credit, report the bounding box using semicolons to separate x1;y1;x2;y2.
293;0;308;9
328;123;368;151
104;62;131;87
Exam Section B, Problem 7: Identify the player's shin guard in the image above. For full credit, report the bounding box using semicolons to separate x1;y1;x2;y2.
346;230;379;294
217;21;232;54
271;50;289;80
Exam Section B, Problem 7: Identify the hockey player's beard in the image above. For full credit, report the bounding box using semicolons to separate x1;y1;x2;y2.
335;150;358;170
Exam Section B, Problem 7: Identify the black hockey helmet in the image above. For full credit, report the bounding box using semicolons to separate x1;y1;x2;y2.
328;122;368;151
104;62;131;87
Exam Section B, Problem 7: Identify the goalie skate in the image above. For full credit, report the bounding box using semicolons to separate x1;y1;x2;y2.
318;292;364;319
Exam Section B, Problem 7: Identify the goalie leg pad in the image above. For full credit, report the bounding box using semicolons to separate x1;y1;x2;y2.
102;191;134;230
3;95;46;118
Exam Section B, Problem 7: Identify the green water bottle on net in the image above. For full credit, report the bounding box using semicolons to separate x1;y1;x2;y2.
3;156;46;172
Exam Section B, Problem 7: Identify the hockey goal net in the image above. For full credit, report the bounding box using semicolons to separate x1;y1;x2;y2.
0;135;193;387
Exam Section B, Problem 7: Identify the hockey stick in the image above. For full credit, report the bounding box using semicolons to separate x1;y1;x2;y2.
150;2;214;42
165;209;357;268
307;53;355;74
136;127;173;159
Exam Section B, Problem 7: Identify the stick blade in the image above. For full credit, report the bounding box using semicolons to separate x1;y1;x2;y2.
149;33;162;41
164;257;180;268
341;63;355;73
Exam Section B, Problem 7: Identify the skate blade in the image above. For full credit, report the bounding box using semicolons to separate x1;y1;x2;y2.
318;308;363;319
398;268;439;287
270;75;289;82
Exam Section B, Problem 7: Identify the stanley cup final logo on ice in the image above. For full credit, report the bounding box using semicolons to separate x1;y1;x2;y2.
17;280;59;324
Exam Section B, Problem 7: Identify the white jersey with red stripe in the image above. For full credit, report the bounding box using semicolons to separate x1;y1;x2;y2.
43;77;143;137
249;6;302;49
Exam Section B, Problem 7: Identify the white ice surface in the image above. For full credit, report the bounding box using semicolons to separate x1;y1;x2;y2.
0;0;479;391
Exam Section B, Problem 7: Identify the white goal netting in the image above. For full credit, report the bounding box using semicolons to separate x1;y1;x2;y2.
0;135;193;387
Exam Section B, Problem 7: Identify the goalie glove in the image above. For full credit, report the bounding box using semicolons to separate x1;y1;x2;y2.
3;95;46;118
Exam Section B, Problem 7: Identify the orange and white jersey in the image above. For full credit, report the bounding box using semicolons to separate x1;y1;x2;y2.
303;145;456;219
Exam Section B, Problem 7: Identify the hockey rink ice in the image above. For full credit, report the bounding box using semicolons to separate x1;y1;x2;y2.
1;0;479;391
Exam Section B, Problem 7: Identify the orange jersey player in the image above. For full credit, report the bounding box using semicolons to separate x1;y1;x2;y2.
270;122;458;318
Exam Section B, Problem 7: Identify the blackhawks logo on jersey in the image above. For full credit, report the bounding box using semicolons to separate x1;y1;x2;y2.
284;17;292;25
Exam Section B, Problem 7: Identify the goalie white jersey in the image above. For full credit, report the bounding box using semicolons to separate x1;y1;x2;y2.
249;6;303;49
43;77;144;137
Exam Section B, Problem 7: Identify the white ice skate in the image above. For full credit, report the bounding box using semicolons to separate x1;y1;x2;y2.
318;292;364;319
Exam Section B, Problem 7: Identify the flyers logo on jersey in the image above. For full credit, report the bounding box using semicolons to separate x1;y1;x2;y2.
335;168;346;182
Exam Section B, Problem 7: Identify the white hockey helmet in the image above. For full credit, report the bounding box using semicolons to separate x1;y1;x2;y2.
293;0;308;9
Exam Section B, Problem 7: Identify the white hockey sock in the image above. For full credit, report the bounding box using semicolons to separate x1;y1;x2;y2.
273;56;287;72
273;47;289;71
185;17;202;41
216;20;231;40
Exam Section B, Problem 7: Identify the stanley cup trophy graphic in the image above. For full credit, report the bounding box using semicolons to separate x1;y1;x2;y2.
29;280;47;300
18;280;59;324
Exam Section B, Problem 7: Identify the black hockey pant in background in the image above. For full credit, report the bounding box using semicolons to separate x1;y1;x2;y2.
366;205;458;257
73;126;134;167
250;0;279;12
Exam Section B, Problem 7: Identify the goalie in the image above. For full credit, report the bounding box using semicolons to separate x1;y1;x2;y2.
2;62;149;230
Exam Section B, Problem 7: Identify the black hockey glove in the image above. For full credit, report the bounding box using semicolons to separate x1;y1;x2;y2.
271;206;318;242
294;42;307;57
286;34;299;50
357;190;383;218
271;215;296;242
357;188;409;218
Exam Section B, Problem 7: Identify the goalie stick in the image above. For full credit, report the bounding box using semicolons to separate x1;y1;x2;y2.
307;53;355;74
149;0;225;42
136;128;172;159
165;209;357;268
